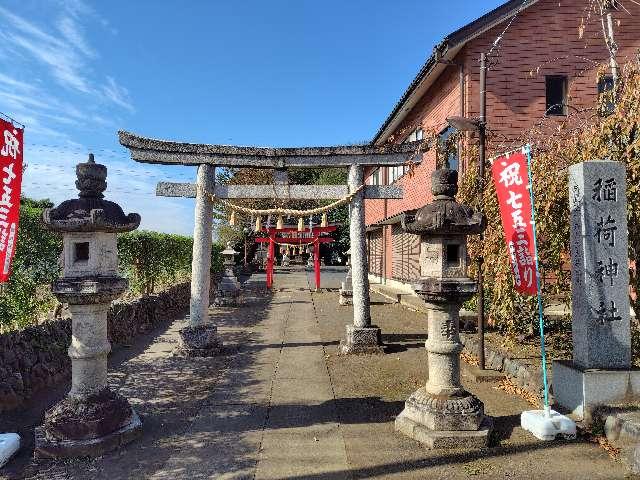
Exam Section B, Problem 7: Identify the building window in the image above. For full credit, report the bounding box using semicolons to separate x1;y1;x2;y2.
598;75;615;115
386;128;424;183
388;165;402;183
368;167;382;186
545;75;568;116
406;127;423;143
438;126;459;170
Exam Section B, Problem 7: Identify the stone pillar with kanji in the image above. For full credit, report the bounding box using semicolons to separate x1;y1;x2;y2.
554;160;639;422
35;154;142;458
395;169;492;448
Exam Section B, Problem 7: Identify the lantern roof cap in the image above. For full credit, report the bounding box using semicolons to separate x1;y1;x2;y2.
403;169;486;235
222;241;238;256
43;154;141;233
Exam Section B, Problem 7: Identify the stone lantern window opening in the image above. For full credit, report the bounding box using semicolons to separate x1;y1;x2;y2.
445;243;460;267
73;241;90;263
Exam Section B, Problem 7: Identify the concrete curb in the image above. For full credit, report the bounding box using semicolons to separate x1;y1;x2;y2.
459;333;548;401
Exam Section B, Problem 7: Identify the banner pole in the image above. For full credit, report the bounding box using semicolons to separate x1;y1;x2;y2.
523;145;550;415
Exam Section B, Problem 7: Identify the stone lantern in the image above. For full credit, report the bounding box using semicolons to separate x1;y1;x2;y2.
395;168;492;448
214;241;240;306
35;154;142;457
338;248;353;306
305;244;314;270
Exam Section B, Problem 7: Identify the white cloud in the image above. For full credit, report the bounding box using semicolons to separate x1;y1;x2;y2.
102;76;135;113
0;1;196;236
0;73;37;93
56;15;96;59
0;2;133;128
0;6;91;94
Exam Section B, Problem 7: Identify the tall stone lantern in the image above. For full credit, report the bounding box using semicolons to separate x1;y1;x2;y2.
214;241;240;306
35;154;142;457
338;248;353;306
395;169;492;448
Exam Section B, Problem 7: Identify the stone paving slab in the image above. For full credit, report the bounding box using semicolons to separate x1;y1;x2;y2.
147;403;266;480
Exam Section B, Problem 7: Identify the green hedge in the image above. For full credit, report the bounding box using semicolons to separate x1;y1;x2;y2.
118;231;224;295
0;198;222;332
0;198;61;331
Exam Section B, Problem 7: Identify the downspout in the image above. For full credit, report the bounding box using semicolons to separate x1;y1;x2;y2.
460;63;465;119
459;62;466;171
382;167;388;285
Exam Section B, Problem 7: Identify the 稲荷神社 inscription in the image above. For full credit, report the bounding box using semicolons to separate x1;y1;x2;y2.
569;161;630;369
554;160;638;422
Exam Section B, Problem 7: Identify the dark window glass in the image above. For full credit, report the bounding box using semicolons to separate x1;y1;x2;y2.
438;126;458;170
546;75;568;116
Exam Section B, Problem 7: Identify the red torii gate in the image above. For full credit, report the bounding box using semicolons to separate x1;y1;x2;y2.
255;225;336;290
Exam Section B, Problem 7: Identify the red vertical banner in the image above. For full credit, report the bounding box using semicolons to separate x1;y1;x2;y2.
491;151;537;295
0;119;23;283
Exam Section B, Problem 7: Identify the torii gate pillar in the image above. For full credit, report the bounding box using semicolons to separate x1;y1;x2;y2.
339;164;383;354
178;164;223;356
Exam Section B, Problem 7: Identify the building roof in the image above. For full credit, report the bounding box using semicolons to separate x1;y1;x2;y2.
371;0;538;145
366;209;418;231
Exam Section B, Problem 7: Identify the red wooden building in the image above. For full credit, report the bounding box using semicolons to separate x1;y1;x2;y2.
364;0;640;289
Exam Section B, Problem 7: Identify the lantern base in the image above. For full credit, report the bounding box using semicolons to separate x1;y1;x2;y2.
395;387;492;448
338;288;353;306
35;388;142;458
395;411;492;449
213;290;240;307
339;324;384;355
176;323;224;357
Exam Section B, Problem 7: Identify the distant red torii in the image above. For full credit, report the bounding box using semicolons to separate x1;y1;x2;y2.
255;225;336;290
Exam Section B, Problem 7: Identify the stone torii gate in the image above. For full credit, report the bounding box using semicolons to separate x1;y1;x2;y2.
118;130;423;355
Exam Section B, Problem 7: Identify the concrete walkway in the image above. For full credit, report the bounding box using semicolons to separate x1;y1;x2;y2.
149;270;350;479
15;267;628;480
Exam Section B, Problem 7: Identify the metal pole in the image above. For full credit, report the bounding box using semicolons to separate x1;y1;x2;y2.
478;53;487;371
605;2;619;87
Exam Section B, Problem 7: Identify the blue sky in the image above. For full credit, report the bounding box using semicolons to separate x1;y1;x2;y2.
1;0;505;235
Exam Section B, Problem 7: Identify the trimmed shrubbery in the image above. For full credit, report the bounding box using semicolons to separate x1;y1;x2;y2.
0;198;221;332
